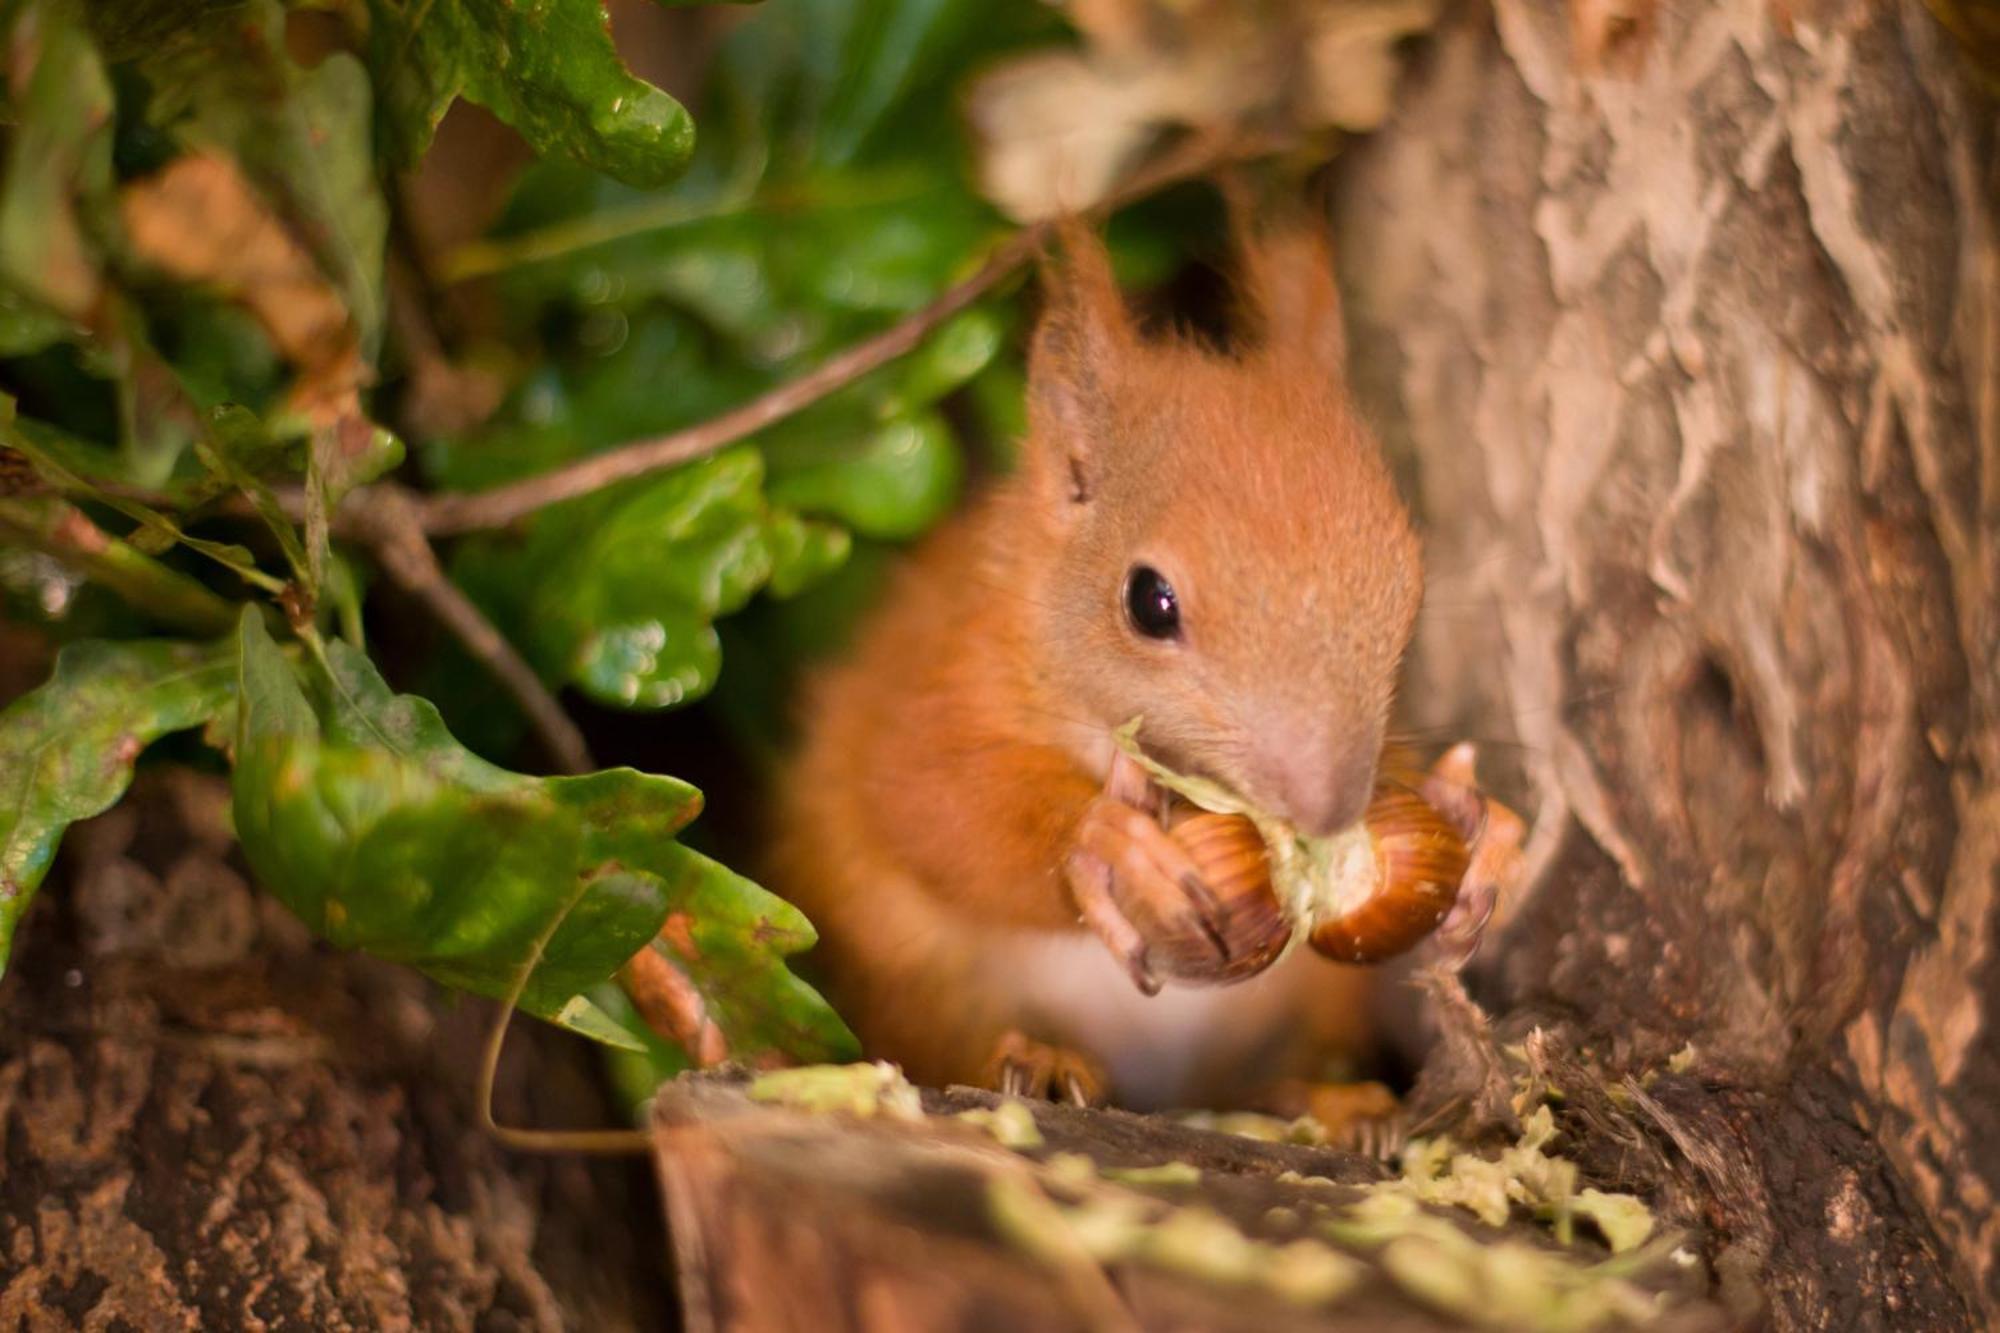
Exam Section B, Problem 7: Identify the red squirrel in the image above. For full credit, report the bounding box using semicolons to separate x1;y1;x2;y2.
768;208;1508;1127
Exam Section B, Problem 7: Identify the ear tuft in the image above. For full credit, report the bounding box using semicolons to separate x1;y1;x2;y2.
1224;179;1349;377
1027;220;1132;505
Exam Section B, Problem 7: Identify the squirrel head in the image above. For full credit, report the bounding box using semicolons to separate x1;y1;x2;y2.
1017;215;1421;838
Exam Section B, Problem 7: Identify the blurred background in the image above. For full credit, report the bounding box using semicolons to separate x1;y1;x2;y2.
4;0;1993;1326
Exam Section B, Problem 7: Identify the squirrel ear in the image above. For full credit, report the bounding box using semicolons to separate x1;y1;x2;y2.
1225;179;1348;377
1027;221;1132;506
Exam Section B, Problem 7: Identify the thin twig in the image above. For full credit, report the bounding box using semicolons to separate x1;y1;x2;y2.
419;226;1046;534
418;132;1250;536
476;858;651;1157
345;487;595;775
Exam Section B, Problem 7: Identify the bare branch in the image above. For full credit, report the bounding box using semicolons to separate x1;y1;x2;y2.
418;132;1253;536
418;227;1046;535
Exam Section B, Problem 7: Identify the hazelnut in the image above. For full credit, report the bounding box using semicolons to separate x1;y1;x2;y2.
1143;788;1471;983
1107;719;1476;982
1303;786;1469;964
1143;811;1292;985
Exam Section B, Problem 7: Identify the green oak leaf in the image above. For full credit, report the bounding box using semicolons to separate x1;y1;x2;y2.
642;846;860;1066
232;612;852;1061
231;610;680;1044
577;844;862;1115
764;510;851;597
762;408;963;541
450;447;852;710
367;0;696;189
588;980;692;1121
0;637;235;974
285;47;389;356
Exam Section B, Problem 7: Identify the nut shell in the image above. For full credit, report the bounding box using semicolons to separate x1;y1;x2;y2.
1305;787;1470;964
1139;812;1291;985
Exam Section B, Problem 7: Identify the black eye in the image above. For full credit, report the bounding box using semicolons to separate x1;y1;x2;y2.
1124;565;1180;639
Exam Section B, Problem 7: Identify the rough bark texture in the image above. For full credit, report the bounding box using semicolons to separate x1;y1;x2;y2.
0;770;670;1331
1337;0;1995;1327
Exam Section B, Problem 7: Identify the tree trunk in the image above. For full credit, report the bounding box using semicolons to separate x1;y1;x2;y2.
1337;0;1996;1326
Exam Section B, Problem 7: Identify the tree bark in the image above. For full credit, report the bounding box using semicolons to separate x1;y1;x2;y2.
0;769;670;1330
1337;0;1996;1326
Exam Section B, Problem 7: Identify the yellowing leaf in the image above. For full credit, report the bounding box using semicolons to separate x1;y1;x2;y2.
121;152;363;416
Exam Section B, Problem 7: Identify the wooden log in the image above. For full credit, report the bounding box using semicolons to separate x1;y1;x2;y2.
650;1072;1728;1333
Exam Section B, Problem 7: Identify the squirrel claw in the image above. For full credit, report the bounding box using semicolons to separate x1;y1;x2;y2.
1260;1079;1406;1162
1067;848;1163;995
1069;773;1230;986
1124;949;1163;997
1431;877;1497;969
984;1030;1107;1107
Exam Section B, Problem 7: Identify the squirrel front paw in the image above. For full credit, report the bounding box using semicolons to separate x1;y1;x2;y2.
1064;750;1246;995
1417;743;1527;969
1260;1078;1406;1160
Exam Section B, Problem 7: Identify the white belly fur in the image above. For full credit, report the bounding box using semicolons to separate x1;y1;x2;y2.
993;930;1321;1110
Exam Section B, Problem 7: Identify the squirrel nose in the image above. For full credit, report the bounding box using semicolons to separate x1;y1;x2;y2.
1261;734;1377;838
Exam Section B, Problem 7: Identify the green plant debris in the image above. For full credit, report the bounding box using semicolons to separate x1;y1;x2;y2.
987;1172;1140;1280
1044;1152;1101;1188
748;1061;924;1121
990;1175;1365;1309
1502;1033;1568;1115
1574;1190;1657;1255
1371;1107;1655;1254
1330;1193;1665;1332
1668;1043;1698;1074
1102;1161;1204;1188
957;1098;1045;1147
1173;1109;1332;1145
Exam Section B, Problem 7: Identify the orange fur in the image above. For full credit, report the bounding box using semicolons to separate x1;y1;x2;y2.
767;213;1422;1107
